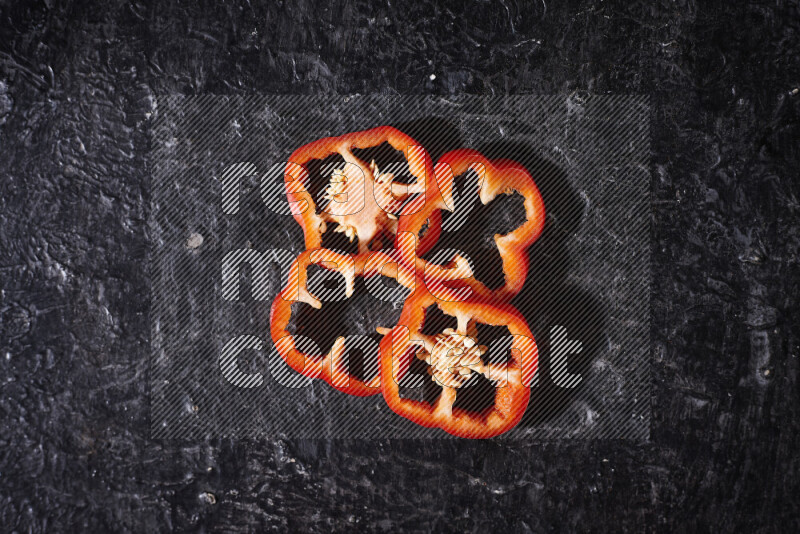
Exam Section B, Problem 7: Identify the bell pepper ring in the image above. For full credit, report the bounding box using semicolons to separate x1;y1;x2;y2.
270;247;418;396
432;149;546;302
378;279;538;439
283;126;450;261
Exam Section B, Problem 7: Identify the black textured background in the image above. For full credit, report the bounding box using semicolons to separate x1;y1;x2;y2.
1;0;798;532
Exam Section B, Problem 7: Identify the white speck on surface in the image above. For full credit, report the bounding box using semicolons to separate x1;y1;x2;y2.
586;408;598;425
186;232;203;249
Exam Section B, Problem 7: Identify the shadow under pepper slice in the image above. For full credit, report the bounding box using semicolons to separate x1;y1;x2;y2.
283;126;449;262
433;149;546;302
378;279;538;438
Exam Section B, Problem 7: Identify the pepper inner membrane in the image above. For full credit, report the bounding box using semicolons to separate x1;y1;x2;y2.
305;142;428;254
398;305;512;415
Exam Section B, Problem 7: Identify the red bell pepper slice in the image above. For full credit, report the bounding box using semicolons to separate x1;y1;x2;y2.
433;149;546;302
379;279;538;438
270;247;417;396
283;126;449;262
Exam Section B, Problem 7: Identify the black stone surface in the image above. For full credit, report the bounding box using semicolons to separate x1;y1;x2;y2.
0;0;798;532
